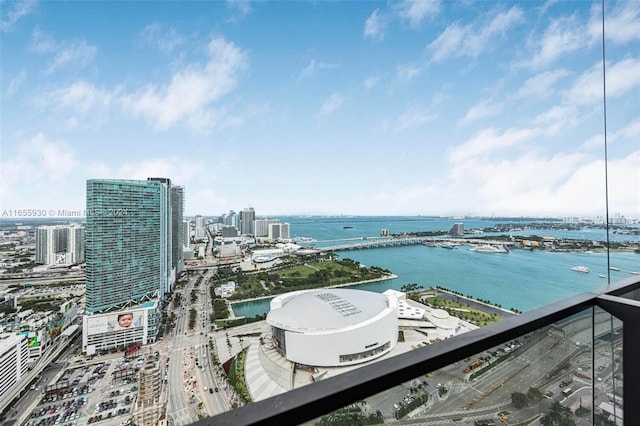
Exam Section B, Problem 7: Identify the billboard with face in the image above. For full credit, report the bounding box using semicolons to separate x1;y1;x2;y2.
84;309;146;336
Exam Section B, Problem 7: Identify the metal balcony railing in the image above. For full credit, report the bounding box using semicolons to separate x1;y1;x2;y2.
194;274;640;426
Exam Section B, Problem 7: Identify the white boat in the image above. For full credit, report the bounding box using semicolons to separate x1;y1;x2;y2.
598;274;606;278
609;266;620;271
571;266;590;273
470;244;509;253
630;271;640;275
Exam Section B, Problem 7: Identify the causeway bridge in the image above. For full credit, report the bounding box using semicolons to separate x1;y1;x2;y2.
318;236;433;252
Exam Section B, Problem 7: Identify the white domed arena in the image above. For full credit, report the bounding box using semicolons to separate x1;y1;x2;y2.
266;288;399;367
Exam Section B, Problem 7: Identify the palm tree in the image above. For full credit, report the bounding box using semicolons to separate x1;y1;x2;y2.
540;400;576;426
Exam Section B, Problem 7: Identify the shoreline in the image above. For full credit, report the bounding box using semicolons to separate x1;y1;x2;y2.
430;287;519;317
228;273;398;313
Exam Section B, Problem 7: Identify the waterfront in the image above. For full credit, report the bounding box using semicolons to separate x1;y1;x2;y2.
232;217;639;318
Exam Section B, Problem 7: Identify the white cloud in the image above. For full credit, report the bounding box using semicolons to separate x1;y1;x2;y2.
0;133;77;205
448;127;538;163
531;105;579;136
519;14;594;70
612;116;640;141
588;0;640;44
298;59;339;80
511;69;569;100
395;63;421;82
459;100;503;125
139;23;185;54
1;0;37;32
227;0;252;20
35;36;251;134
395;105;436;132
35;80;114;128
319;92;345;115
121;37;247;131
428;6;523;63
364;9;388;40
6;70;26;97
564;57;640;105
30;28;97;74
395;0;441;29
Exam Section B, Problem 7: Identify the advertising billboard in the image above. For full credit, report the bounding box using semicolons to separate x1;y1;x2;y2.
85;309;146;336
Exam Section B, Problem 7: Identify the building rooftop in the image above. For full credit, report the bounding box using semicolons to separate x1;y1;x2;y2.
266;289;392;332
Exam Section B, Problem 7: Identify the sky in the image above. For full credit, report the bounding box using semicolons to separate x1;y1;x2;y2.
1;0;639;218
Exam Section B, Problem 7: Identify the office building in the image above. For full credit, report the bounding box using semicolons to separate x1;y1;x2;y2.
35;224;85;265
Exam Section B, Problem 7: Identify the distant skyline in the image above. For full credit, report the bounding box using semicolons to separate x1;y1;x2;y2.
1;1;639;217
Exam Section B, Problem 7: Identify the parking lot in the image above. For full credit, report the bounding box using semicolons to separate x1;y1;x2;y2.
21;351;157;426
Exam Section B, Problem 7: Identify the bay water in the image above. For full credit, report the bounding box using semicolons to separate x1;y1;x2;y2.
232;217;639;317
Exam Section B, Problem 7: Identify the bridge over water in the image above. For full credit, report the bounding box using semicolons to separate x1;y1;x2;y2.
318;236;434;252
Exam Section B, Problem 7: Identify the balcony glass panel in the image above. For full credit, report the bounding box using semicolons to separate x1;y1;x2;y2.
309;309;596;425
594;306;623;426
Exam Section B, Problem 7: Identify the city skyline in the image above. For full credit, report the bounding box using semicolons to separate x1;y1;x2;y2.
1;1;639;217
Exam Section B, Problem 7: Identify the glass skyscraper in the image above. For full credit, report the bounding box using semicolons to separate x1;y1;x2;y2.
85;179;173;313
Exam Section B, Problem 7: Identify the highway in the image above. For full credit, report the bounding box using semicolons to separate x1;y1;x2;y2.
164;265;236;424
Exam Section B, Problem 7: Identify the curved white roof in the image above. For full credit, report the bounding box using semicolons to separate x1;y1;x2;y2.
267;289;392;332
425;308;459;329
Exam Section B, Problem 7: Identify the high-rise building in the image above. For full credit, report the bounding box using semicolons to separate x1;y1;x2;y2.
83;178;181;353
133;353;162;425
182;220;191;247
195;215;206;240
0;334;29;398
449;223;464;236
85;178;173;312
255;219;279;237
268;223;281;240
240;207;255;236
221;226;238;238
35;224;85;265
281;222;290;239
171;186;184;275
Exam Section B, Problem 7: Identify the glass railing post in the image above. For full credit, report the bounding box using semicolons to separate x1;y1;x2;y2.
597;295;640;426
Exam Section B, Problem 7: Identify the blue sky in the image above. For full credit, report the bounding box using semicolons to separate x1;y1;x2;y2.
1;0;638;217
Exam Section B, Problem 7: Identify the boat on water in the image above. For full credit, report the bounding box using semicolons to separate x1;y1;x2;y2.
598;274;606;278
571;266;591;273
470;244;509;253
343;226;354;229
630;271;640;275
440;243;455;249
609;266;620;271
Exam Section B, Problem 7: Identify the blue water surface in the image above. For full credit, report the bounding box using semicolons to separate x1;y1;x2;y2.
232;217;639;317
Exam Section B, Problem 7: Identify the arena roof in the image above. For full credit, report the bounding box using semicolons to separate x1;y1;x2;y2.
267;289;392;332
